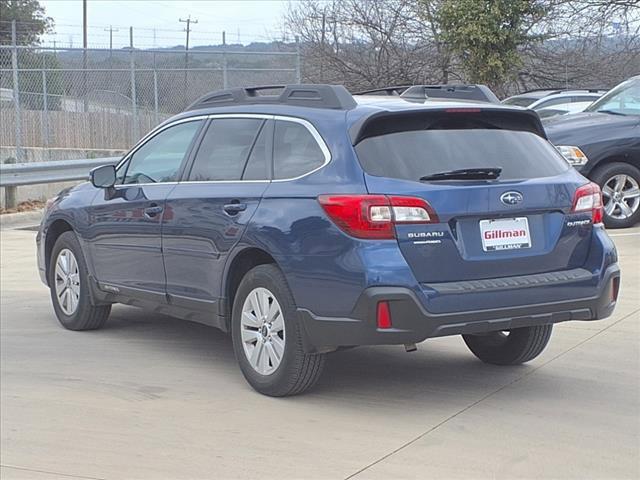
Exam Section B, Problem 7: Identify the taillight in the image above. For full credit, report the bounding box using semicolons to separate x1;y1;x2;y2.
571;182;604;225
318;194;438;239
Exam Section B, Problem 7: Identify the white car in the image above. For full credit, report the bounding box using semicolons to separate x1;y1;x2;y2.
503;90;606;118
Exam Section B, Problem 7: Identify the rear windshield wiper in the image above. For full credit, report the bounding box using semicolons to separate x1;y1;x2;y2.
420;167;502;181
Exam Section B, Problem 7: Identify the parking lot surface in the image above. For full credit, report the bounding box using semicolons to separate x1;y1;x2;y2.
1;226;639;480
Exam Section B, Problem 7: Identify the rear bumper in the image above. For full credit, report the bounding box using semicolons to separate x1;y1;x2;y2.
298;264;620;353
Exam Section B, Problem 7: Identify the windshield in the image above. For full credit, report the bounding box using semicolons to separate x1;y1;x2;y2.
585;78;640;115
355;129;569;181
503;96;536;107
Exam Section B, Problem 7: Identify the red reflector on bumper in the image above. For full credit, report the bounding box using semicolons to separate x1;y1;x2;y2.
377;301;392;329
612;277;620;302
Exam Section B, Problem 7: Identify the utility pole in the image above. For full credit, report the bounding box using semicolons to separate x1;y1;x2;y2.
179;15;197;108
104;25;118;52
104;25;118;72
179;15;198;53
83;0;88;50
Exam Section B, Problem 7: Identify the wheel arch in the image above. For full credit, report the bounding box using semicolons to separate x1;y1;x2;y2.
44;218;74;282
223;247;279;330
587;154;640;178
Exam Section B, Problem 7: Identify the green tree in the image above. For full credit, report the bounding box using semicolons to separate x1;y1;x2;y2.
437;0;546;93
0;0;52;46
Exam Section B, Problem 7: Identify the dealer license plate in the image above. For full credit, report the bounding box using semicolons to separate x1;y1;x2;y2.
479;217;531;252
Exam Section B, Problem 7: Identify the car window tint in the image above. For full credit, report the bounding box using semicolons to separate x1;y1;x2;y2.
503;97;535;107
535;97;570;109
242;122;269;180
273;120;325;180
189;118;264;181
123;120;203;184
356;129;569;181
573;96;597;103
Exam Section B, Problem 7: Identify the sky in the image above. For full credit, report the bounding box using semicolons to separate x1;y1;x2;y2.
40;0;294;48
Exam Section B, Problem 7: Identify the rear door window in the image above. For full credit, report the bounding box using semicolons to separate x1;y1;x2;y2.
273;120;326;180
355;129;569;181
189;118;265;181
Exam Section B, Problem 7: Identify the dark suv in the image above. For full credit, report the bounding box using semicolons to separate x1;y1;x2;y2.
37;85;620;396
545;76;640;228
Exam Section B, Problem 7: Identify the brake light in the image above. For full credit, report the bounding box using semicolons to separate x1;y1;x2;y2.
318;194;438;239
377;301;392;329
445;108;481;113
571;182;603;225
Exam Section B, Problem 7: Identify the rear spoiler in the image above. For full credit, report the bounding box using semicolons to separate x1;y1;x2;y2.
349;108;547;145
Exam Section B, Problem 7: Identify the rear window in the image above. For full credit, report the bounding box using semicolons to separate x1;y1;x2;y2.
355;129;569;181
502;97;536;107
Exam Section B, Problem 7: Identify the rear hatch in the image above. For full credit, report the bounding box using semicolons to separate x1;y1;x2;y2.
354;110;594;283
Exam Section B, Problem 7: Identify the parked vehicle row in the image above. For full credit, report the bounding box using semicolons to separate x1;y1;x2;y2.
38;84;620;396
544;76;640;229
503;88;606;118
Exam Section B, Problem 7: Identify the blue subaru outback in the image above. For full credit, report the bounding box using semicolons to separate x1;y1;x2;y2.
37;85;621;396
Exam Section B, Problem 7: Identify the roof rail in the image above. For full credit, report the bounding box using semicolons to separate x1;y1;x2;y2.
401;84;501;104
521;87;608;95
353;86;410;96
186;84;357;111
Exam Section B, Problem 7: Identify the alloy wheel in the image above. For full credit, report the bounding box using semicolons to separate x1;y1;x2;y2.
54;248;81;316
602;174;640;220
240;287;286;375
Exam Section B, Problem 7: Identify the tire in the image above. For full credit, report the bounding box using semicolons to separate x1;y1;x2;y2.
49;231;111;331
590;162;640;229
462;325;553;365
231;264;326;396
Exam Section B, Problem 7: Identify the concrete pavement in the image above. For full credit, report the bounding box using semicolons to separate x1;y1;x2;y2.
1;227;639;480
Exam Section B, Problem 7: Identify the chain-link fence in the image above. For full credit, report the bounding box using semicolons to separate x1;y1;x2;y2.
0;22;300;163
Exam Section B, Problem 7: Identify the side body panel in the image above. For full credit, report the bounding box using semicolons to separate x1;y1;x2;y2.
84;183;177;300
162;182;269;315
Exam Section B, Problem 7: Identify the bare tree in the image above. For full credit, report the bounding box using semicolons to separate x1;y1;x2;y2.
286;0;452;90
286;0;639;95
515;0;640;91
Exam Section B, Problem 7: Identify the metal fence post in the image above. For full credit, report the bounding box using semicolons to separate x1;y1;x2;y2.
11;21;24;163
295;36;301;83
129;27;139;142
153;51;159;125
42;69;50;161
4;157;17;209
222;31;228;89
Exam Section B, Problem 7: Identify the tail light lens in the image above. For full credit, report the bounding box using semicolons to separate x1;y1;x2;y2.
571;182;604;225
318;194;438;239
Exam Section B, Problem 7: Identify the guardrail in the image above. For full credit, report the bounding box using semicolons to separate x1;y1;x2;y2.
1;157;120;208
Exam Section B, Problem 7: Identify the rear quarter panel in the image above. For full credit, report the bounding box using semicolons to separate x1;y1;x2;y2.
227;114;416;317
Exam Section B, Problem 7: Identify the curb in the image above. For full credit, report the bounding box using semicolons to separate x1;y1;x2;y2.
0;209;43;230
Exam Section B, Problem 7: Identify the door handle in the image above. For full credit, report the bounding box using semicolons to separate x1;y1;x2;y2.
223;202;247;215
144;205;164;218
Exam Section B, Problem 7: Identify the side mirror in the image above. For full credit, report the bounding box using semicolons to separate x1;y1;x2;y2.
90;164;116;188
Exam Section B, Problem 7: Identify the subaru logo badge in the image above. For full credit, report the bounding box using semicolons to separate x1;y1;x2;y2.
500;191;523;206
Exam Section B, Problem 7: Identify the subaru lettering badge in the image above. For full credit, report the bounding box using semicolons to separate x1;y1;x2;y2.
500;191;524;206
